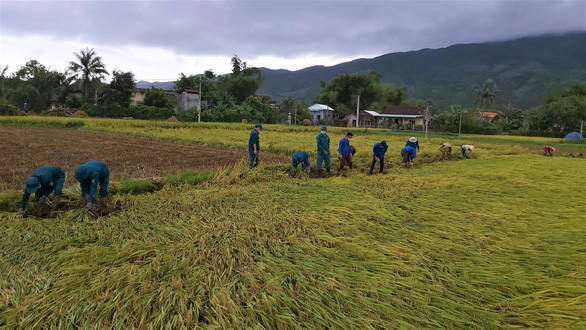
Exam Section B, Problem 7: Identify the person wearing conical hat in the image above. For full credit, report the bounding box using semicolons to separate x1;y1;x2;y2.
542;145;555;156
439;142;452;161
75;160;110;211
18;165;65;216
461;145;475;159
405;136;420;163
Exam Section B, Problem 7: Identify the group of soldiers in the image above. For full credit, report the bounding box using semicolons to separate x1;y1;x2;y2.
18;160;110;216
19;125;478;216
248;124;476;174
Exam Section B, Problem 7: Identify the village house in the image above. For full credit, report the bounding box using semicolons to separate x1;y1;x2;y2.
381;106;428;129
308;103;335;125
343;110;379;128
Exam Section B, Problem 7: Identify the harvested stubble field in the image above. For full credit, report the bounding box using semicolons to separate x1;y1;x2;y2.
0;117;585;328
0;126;289;191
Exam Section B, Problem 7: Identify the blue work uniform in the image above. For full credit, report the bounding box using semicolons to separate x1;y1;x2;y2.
75;160;110;203
338;137;351;156
401;146;417;163
291;150;311;171
19;165;65;209
405;140;420;157
248;129;260;168
316;133;330;173
370;142;388;174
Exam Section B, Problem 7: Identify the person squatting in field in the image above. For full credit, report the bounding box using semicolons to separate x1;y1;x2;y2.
18;165;65;216
316;126;331;174
291;150;311;175
543;145;555;156
405;136;420;164
461;145;475;159
369;141;388;174
401;146;417;168
338;132;354;170
249;123;262;168
439;142;452;161
75;160;110;211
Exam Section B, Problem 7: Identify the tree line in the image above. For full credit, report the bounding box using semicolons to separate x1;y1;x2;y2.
0;48;584;135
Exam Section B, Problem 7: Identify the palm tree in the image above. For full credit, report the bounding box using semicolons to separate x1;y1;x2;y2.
474;79;497;108
500;103;522;121
68;48;109;103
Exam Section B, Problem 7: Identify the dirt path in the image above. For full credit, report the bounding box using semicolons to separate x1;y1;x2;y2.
0;126;289;191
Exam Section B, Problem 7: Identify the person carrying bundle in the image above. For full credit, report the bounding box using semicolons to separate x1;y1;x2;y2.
461;145;475;159
18;165;65;216
291;150;311;174
439;142;452;161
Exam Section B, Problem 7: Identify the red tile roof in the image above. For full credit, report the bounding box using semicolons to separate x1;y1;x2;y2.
478;111;498;118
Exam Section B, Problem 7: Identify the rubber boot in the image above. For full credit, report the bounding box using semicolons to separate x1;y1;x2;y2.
99;196;109;210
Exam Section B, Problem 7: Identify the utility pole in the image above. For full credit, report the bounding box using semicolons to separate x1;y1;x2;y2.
198;77;202;122
356;95;360;128
458;110;462;139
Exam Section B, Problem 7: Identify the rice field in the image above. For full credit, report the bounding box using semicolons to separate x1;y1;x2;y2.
0;117;585;328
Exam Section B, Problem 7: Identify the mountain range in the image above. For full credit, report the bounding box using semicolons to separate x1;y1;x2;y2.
137;32;586;109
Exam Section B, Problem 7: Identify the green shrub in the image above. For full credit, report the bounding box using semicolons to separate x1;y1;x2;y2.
119;178;155;194
0;104;24;116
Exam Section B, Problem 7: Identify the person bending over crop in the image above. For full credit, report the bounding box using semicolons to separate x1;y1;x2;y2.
316;126;331;174
401;146;417;168
18;165;65;216
542;145;555;156
439;142;452;161
461;145;475;159
338;132;354;170
75;160;110;211
249;123;262;168
405;137;420;164
291;150;311;175
369;141;388;174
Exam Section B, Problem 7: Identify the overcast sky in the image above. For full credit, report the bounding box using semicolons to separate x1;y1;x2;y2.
1;0;584;81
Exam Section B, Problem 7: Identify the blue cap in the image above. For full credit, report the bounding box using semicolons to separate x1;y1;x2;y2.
25;177;40;194
255;123;263;128
74;165;88;181
321;126;327;130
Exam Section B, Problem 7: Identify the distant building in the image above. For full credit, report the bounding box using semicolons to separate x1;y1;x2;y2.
131;88;201;114
382;106;427;129
308;103;334;125
343;110;379;128
341;106;430;129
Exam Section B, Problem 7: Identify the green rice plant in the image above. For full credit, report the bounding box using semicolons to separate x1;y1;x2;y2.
0;118;585;328
119;178;155;194
166;169;215;186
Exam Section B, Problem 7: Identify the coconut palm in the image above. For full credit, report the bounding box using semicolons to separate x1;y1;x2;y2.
68;48;109;103
474;79;498;107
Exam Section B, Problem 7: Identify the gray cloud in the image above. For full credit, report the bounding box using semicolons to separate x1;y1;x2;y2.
2;0;584;60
